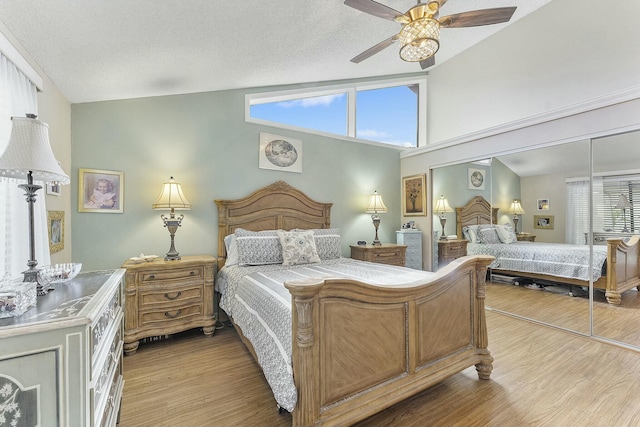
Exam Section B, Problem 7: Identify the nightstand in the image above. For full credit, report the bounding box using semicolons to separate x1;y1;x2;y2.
517;234;536;242
350;243;407;267
437;239;468;268
121;255;216;355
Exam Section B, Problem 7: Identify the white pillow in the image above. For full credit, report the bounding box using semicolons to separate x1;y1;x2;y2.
277;230;321;266
495;224;517;244
477;227;501;244
463;226;479;243
224;234;239;266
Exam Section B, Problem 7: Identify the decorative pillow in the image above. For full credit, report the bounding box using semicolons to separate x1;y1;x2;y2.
235;228;283;266
277;230;321;266
495;224;517;244
224;234;239;266
295;228;342;260
462;226;479;243
477;227;501;244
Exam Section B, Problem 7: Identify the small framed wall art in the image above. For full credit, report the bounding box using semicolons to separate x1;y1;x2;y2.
402;173;427;216
47;210;64;253
468;168;486;190
537;199;550;211
259;133;302;173
534;215;554;230
46;182;61;196
78;168;124;213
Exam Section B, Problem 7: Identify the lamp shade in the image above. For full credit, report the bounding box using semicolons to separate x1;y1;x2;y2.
615;194;631;209
434;195;453;215
510;200;525;215
152;177;191;210
0;116;69;184
365;191;387;214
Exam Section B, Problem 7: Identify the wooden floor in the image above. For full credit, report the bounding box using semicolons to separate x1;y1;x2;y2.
119;302;640;427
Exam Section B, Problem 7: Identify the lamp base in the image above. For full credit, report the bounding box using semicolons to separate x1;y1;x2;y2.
439;216;447;240
371;214;382;246
161;213;183;261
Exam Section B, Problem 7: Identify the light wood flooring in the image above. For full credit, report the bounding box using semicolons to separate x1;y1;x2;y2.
119;287;640;427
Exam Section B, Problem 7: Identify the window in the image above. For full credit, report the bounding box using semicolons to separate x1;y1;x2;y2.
247;77;426;148
598;174;639;233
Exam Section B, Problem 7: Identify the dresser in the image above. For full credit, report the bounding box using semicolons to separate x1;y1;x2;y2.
122;255;216;355
437;239;468;268
0;269;125;427
350;244;407;266
396;230;423;269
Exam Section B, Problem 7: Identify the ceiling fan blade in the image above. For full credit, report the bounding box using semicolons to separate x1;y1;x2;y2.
439;7;517;28
420;55;436;70
351;36;397;63
344;0;405;22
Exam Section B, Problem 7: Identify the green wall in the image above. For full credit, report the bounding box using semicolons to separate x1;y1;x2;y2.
71;87;401;271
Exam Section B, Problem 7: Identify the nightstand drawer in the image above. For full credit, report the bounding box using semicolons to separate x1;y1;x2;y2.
139;284;203;307
140;266;204;283
140;303;203;326
441;242;466;256
372;248;403;260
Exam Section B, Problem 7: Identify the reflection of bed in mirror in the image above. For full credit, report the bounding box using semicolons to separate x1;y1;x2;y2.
456;196;640;305
215;181;495;427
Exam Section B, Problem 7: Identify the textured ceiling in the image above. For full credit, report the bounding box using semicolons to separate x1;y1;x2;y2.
0;0;551;104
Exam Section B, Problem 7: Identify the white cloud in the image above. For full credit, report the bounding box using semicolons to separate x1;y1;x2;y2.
277;93;345;108
358;129;390;138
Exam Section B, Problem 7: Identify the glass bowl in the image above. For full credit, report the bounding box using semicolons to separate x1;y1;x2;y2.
38;263;82;285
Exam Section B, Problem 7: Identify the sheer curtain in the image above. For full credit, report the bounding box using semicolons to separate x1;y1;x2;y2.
566;179;591;245
0;52;50;278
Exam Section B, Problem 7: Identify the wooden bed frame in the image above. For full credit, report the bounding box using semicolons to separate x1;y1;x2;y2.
456;196;640;305
215;181;494;427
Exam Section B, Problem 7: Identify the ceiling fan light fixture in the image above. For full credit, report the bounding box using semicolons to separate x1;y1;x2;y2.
398;18;440;62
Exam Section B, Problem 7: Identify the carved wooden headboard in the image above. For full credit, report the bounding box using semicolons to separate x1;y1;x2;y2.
456;196;499;238
214;181;333;269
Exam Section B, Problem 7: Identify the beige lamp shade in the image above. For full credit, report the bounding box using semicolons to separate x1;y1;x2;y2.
365;191;387;214
152;177;191;210
434;195;453;215
510;199;525;215
0;116;69;184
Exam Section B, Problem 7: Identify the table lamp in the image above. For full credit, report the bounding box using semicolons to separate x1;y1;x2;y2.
152;177;191;260
0;115;69;295
509;199;525;233
615;194;631;233
365;190;387;246
434;195;453;240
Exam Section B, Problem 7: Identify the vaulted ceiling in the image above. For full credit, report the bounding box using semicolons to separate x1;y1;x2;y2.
0;0;551;104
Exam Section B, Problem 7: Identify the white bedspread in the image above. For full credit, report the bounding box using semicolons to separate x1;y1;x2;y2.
216;258;434;412
466;241;608;281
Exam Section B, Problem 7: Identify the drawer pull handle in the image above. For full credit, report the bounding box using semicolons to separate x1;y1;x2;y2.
164;291;182;300
190;271;195;276
149;274;155;280
164;309;182;318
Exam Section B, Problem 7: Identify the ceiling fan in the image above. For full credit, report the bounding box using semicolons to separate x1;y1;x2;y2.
345;0;517;69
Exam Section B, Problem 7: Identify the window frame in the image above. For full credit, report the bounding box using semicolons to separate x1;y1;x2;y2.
245;76;427;149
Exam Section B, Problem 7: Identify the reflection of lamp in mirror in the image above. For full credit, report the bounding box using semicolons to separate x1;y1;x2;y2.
365;191;387;246
509;199;525;233
434;195;453;240
615;194;631;233
152;177;192;261
0;115;70;295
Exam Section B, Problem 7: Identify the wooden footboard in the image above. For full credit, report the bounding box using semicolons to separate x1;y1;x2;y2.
604;236;640;305
285;255;494;427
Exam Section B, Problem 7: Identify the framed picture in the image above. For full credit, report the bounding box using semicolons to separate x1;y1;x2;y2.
402;173;427;216
47;210;64;253
534;215;554;230
259;133;302;173
46;182;61;196
78;168;124;213
468;168;486;190
537;198;550;211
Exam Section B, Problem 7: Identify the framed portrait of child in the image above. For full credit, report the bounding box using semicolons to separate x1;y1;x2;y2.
78;168;124;213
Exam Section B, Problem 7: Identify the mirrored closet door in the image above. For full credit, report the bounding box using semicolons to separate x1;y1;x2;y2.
591;131;640;347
